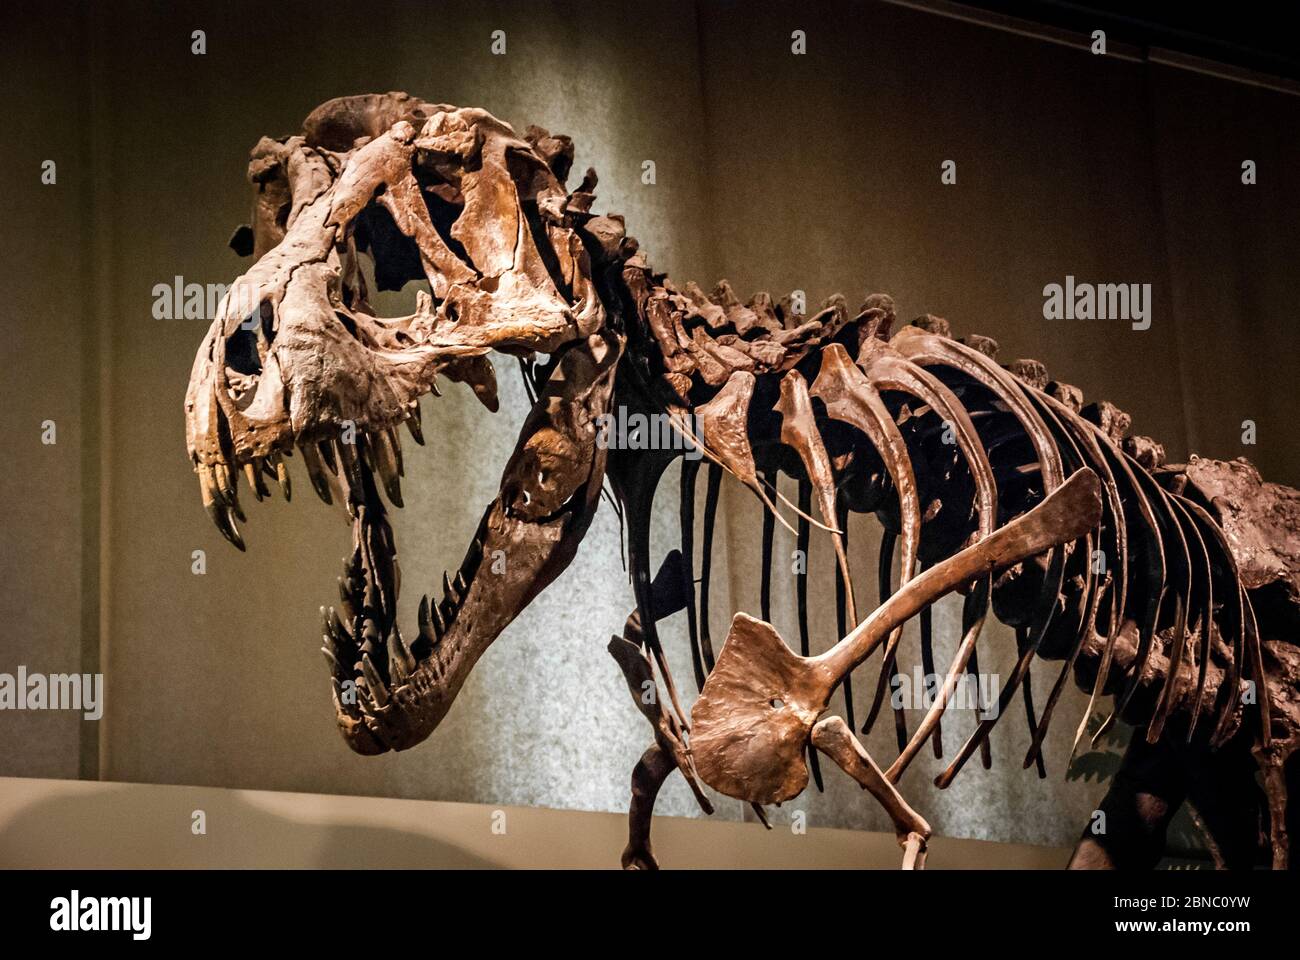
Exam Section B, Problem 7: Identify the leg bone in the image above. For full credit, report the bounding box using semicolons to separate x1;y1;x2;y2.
812;715;932;868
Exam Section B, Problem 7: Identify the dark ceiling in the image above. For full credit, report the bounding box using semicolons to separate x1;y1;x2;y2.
963;0;1300;81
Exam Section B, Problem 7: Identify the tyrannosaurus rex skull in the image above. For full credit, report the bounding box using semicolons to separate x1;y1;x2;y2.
184;93;619;754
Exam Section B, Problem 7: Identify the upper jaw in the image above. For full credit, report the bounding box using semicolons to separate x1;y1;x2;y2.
186;100;605;488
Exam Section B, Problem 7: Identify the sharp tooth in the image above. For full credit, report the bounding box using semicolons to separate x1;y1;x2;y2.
298;443;334;505
379;468;397;509
318;441;338;475
243;461;268;501
443;571;460;606
325;605;352;642
198;471;218;512
321;642;342;674
454;570;468;596
385;428;404;477
212;462;246;522
340;559;358;595
406;404;425;446
372;432;403;507
472;359;500;412
360;618;381;658
212;461;233;500
418;595;440;644
337;578;355;619
430;379;442;398
270;452;291;501
198;465;220;509
199;470;244;549
336;439;364;507
388;630;415;680
361;654;389;706
206;501;245;551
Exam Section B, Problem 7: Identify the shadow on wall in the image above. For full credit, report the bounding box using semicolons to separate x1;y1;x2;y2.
0;783;494;869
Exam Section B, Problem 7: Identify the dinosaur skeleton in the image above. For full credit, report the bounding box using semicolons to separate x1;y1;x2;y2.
185;93;1300;870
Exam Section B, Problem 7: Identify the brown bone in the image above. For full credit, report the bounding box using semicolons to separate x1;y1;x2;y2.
690;468;1103;804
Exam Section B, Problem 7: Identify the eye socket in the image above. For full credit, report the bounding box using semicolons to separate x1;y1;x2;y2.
769;698;785;710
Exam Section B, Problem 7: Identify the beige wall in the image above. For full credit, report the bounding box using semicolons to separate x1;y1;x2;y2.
1;0;1296;854
0;5;96;781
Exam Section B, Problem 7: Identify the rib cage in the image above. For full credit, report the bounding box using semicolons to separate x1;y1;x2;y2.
607;256;1274;794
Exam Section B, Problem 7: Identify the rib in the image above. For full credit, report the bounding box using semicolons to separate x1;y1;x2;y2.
760;468;776;622
775;369;859;722
808;344;920;734
1019;629;1048;777
862;530;901;735
797;477;825;791
679;458;706;691
1141;479;1192;745
917;570;943;758
698;463;722;673
1015;400;1102;764
1167;493;1214;742
834;498;856;732
775;371;857;621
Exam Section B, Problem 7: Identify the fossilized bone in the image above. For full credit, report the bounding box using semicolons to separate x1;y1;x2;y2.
185;92;1300;870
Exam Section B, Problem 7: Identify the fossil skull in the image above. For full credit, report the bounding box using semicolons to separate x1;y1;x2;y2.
184;93;618;753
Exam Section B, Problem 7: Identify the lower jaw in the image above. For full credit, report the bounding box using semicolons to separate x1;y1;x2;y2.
330;496;494;755
336;607;491;754
330;492;573;755
322;393;605;753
